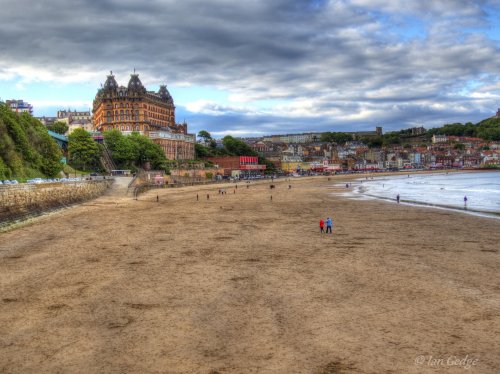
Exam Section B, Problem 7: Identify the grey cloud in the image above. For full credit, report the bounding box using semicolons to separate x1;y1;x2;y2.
1;0;500;134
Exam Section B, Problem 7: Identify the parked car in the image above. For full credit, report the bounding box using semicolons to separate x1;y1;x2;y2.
27;178;44;184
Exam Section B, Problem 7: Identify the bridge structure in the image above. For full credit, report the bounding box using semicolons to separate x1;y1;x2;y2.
47;130;68;151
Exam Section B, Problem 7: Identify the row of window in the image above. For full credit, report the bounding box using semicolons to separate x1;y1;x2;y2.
100;125;153;132
146;105;172;115
106;110;141;120
107;101;173;114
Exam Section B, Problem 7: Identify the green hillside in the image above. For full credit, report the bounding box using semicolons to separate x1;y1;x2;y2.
427;116;500;141
0;103;63;180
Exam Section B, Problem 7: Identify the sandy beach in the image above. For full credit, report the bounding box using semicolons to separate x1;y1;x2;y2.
0;175;499;373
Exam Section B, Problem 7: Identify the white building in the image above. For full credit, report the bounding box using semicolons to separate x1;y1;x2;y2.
432;134;448;143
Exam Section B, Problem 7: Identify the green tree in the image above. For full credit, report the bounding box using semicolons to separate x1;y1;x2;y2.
382;132;401;146
362;136;383;148
68;128;101;170
198;130;212;143
129;132;168;170
259;157;277;174
195;143;213;158
103;129;138;167
47;121;69;135
320;132;352;144
103;130;170;171
222;136;257;156
0;105;62;178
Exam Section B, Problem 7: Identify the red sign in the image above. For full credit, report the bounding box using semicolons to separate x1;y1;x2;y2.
239;156;258;165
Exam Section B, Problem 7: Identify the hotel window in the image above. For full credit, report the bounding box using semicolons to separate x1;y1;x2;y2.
135;110;139;120
126;110;130;120
120;110;124;120
106;111;111;123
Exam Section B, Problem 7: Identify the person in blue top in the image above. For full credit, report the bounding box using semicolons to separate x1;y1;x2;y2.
326;217;333;234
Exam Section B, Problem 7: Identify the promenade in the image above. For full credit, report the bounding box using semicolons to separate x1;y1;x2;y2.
1;176;499;373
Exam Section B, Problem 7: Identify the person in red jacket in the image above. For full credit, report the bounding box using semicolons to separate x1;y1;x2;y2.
319;219;325;233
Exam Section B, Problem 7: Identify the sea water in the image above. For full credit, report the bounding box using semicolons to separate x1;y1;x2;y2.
350;171;500;218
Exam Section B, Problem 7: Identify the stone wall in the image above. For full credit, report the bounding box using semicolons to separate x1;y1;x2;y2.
0;180;113;226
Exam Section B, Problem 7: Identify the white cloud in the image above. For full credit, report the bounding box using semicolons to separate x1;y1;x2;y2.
1;0;499;133
184;100;259;116
30;100;93;109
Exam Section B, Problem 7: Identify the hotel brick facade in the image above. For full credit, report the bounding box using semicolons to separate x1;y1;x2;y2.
92;72;195;160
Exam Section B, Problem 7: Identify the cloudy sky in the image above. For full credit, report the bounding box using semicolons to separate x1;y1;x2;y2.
1;0;500;137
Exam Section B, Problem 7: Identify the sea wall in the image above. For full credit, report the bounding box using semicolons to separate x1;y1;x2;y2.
0;180;113;226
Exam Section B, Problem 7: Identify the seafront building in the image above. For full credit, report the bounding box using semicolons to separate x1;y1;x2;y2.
5;99;33;115
92;72;195;160
205;156;266;178
37;116;58;126
56;109;93;133
262;133;324;144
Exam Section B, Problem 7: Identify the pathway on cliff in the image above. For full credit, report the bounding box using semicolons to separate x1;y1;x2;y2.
102;176;132;198
110;176;133;195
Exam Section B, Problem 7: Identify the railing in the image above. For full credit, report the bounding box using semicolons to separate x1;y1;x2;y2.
100;143;117;173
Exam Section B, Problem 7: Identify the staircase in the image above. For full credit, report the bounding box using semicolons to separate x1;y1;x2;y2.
100;144;117;173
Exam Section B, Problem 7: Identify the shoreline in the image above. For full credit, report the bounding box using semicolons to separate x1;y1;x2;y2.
337;170;500;220
348;192;500;220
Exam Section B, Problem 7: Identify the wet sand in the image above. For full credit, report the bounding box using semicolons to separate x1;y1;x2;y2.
0;175;499;373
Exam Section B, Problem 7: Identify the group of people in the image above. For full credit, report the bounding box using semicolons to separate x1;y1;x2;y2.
319;217;333;234
395;194;469;206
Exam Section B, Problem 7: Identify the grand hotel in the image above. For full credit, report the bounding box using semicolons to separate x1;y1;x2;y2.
92;72;195;160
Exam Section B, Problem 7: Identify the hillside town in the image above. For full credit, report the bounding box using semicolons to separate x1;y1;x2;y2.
2;96;500;180
236;129;500;174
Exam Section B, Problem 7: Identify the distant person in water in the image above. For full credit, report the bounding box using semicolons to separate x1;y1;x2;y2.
464;195;468;207
319;219;325;233
396;194;400;204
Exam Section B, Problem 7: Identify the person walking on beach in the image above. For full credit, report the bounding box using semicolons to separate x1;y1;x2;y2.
319;219;325;233
396;194;400;204
326;217;333;234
